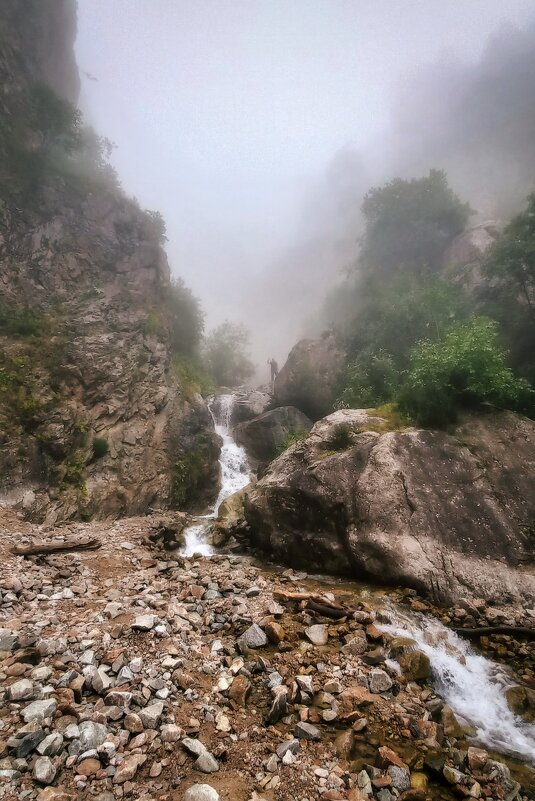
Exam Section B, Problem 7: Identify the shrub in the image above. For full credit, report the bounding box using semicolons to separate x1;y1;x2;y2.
327;424;354;450
397;317;533;426
92;437;109;459
336;350;398;410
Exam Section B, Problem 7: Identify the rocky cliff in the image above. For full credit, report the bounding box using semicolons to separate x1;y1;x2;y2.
0;1;219;523
243;408;535;604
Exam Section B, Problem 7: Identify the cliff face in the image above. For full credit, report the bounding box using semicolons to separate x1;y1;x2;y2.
0;2;220;523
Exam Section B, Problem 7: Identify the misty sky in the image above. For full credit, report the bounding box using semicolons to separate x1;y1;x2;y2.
75;0;534;363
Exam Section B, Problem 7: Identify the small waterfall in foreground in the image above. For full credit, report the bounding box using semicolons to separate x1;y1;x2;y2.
378;606;535;762
182;394;251;556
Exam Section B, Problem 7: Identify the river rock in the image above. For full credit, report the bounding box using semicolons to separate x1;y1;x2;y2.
184;785;220;801
243;409;535;603
305;624;329;646
397;650;431;681
234;406;312;470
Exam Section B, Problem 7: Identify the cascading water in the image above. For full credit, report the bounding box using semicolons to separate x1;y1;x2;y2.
182;394;250;557
378;605;535;762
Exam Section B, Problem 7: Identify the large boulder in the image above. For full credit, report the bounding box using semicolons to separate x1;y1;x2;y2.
243;408;535;604
234;406;312;472
231;388;272;425
273;336;346;421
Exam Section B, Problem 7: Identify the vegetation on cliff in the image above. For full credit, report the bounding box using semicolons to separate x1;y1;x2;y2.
331;172;535;425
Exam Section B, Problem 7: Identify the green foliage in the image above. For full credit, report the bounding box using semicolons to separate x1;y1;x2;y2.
483;193;535;383
0;82;117;199
202;321;254;388
274;430;309;457
397;318;533;426
326;424;353;450
336;350;399;410
167;279;204;359
173;357;215;399
360;169;472;274
172;446;208;508
337;273;466;409
145;209;167;243
92;437;109;459
0;304;47;338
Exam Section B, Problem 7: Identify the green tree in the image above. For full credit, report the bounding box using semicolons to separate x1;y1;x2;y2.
397;317;533;426
167;279;204;359
483;193;535;383
360;169;471;274
203;322;254;387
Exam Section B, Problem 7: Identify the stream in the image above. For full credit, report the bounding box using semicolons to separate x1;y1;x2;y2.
182;393;251;556
182;393;535;769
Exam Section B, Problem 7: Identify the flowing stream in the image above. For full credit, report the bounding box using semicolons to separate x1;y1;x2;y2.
180;394;535;767
182;394;251;556
378;605;535;762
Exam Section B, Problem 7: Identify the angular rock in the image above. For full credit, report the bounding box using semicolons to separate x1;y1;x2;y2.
138;701;164;729
22;699;57;723
33;756;57;785
305;624;328;646
240;623;268;649
194;751;219;773
294;721;321;741
369;668;393;693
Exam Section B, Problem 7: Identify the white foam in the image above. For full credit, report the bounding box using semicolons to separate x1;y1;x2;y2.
182;394;251;557
378;606;535;762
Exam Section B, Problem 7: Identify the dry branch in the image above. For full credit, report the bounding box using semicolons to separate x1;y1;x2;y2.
11;537;101;556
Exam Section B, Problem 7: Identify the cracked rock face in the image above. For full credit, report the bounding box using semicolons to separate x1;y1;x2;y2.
244;408;535;604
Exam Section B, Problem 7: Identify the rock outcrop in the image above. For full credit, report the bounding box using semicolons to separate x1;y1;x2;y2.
0;1;219;522
231;387;272;425
273;335;346;421
234;406;312;473
243;408;535;604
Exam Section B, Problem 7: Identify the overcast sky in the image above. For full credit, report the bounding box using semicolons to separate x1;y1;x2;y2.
75;0;534;353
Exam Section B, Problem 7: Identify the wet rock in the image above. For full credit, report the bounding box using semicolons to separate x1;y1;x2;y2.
184;785;220;801
505;685;535;722
397;650;431;681
441;705;467;738
33;756;57;785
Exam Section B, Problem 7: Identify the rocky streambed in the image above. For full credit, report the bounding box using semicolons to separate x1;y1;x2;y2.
1;508;534;801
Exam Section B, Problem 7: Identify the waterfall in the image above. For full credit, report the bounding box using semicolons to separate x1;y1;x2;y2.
182;394;250;556
378;606;535;762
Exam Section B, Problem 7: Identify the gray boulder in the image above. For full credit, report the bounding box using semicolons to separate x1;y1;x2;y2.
234;406;312;471
243;408;535;604
273;335;346;420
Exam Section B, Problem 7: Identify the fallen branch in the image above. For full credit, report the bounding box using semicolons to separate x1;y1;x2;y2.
11;537;102;556
455;625;535;640
273;590;351;619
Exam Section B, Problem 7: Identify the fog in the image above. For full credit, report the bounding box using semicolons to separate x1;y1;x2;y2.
76;0;535;376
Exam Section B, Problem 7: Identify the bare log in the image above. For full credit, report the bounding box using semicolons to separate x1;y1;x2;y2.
273;590;351;619
455;625;535;640
11;537;101;556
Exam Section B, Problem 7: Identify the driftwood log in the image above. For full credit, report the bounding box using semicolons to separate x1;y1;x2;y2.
11;537;101;557
273;590;351;619
455;625;535;640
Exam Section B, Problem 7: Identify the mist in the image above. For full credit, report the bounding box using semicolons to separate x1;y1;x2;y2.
75;0;535;378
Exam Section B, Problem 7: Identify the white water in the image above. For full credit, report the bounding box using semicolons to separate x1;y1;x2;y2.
379;606;535;762
182;394;251;557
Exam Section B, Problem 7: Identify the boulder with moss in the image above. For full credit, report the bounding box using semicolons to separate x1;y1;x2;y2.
243;408;535;604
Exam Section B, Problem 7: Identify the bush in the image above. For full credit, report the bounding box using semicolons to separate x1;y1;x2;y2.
92;437;109;459
167;279;204;359
336;350;399;410
397;318;533;426
327;424;354;450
